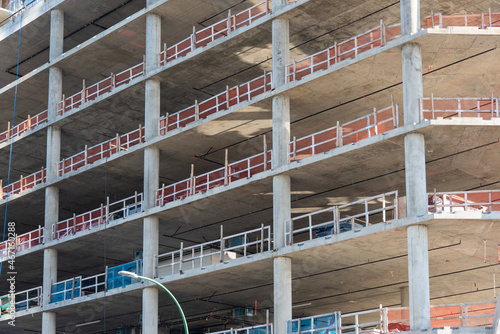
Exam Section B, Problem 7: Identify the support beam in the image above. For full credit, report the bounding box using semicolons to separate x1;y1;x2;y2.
273;175;291;249
407;225;430;330
41;311;56;333
404;133;427;217
272;18;289;88
274;256;292;334
145;13;161;74
143;286;159;334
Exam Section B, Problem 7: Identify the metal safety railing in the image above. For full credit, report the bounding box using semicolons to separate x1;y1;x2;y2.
211;324;273;334
157;224;271;276
159;1;270;65
285;191;398;246
1;0;43;23
156;147;272;206
288;312;341;334
288;103;398;162
0;167;46;200
286;11;500;83
428;189;500;213
0;110;48;145
421;95;500;121
52;192;143;240
341;306;389;334
58;125;145;175
158;71;272;134
0;226;44;261
0;286;42;315
387;302;495;330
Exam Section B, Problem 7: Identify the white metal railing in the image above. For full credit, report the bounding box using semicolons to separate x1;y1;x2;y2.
0;109;48;145
428;189;500;213
285;191;398;246
9;287;42;312
287;311;341;334
52;192;143;240
1;168;46;199
288;103;398;162
420;95;500;121
157;224;271;276
58;125;145;175
0;226;44;261
211;324;273;334
50;276;82;303
158;71;272;135
341;306;388;334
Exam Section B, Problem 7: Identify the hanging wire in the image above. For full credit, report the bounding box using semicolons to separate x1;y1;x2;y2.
0;14;23;276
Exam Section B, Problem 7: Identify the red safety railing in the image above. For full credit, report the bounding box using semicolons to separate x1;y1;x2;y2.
0;226;44;262
156;150;272;206
159;71;272;134
428;189;500;213
287;12;500;83
52;192;143;240
0;110;48;145
387;302;495;331
58;125;145;176
1;168;46;199
159;1;270;65
421;96;500;120
289;103;399;162
57;61;145;116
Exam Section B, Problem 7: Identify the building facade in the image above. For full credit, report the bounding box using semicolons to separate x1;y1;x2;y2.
0;0;499;333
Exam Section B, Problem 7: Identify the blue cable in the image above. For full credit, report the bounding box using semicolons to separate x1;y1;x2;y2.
0;14;23;277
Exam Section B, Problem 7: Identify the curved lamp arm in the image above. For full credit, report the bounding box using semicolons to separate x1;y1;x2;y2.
119;271;189;334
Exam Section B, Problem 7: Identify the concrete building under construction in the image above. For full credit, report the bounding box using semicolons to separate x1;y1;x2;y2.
0;0;499;333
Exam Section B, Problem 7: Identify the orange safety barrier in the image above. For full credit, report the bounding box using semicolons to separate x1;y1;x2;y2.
156;150;272;206
387;303;495;331
58;125;145;176
289;104;398;161
421;96;500;120
0;110;48;145
159;1;270;65
1;168;46;200
287;12;500;83
159;71;272;134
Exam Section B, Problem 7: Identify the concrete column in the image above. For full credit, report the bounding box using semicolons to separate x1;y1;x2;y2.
400;0;420;35
43;9;64;334
274;257;292;334
407;225;430;330
272;18;289;89
400;286;409;307
146;13;161;74
273;175;291;249
404;133;427;217
41;312;56;333
143;10;161;334
402;43;423;125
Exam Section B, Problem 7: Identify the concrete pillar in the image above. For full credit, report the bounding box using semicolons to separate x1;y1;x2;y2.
404;133;427;217
42;9;64;334
400;0;420;35
402;43;423;126
400;286;409;307
143;10;161;334
407;225;430;330
274;257;292;334
271;12;292;334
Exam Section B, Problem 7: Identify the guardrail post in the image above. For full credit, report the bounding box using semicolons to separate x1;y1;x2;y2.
373;108;378;135
106;196;110;223
190;164;195;195
224;149;229;185
7;121;10;140
263;135;268;170
336;121;342;147
334;206;340;234
62;94;66;114
72;214;76;234
194;100;200;121
227;9;232;33
20;175;24;191
82;79;86;102
27;115;31;129
179;242;184;273
266;0;269;14
191;26;196;50
104;266;108;291
220;225;225;262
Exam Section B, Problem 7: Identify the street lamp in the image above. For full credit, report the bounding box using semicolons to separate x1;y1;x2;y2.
119;271;189;334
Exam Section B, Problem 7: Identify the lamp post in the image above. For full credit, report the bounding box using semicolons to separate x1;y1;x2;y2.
119;271;189;334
